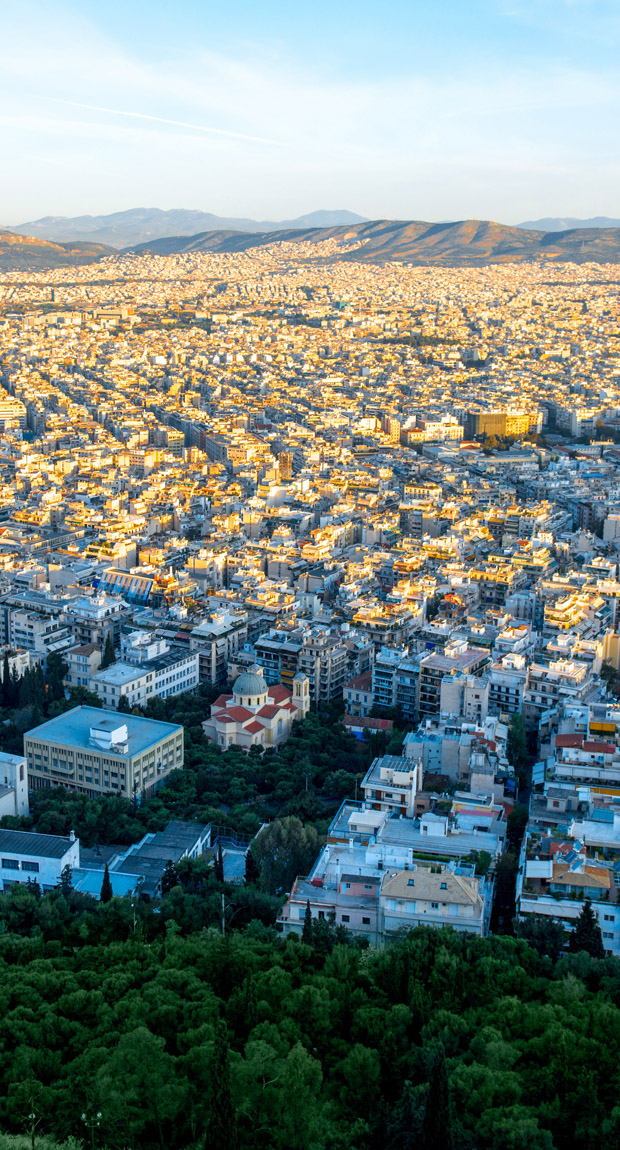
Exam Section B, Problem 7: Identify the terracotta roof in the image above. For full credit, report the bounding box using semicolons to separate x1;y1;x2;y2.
344;671;373;690
245;720;265;734
344;713;394;731
555;734;584;748
257;704;281;719
583;741;615;754
222;706;255;722
213;693;233;707
268;684;292;703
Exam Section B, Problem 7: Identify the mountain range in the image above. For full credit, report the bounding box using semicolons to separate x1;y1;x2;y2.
518;216;620;231
127;218;620;266
3;217;620;272
7;208;367;250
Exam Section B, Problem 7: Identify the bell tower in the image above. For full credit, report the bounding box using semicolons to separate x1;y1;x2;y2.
292;673;310;718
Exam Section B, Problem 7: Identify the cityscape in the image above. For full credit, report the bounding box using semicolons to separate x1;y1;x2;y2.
3;0;620;1147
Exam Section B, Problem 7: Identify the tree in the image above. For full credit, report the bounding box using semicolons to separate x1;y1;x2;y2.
45;652;69;703
117;693;130;713
206;1023;237;1150
420;1044;453;1150
100;635;116;669
507;713;528;778
160;860;178;895
302;899;313;945
60;864;73;897
244;848;260;886
570;898;605;958
1;651;11;708
515;914;565;960
251;817;320;894
214;843;225;883
100;863;113;903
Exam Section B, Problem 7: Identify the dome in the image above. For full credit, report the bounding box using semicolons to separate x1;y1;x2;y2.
233;670;268;698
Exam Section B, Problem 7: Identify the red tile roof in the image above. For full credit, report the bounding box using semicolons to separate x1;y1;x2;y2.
257;704;281;719
555;733;584;748
213;693;233;707
343;713;394;731
268;684;292;703
344;672;373;690
245;720;265;734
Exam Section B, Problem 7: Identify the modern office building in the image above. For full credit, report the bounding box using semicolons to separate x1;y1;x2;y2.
24;706;184;800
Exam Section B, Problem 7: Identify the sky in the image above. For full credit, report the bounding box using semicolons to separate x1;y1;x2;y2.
1;0;619;225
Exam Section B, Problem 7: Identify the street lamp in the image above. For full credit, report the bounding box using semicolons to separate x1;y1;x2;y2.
82;1111;102;1150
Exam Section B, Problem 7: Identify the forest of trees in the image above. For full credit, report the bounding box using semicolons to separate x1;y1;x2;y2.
1;889;620;1150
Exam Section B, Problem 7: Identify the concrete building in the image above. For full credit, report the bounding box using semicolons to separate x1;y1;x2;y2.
24;707;184;800
0;828;79;892
0;751;29;818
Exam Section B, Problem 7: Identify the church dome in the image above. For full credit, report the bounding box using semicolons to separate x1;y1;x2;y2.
233;669;268;698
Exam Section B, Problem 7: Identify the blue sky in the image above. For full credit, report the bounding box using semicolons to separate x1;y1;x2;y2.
1;0;619;224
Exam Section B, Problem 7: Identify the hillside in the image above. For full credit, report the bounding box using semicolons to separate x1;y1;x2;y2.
127;217;620;266
8;207;367;249
0;230;115;271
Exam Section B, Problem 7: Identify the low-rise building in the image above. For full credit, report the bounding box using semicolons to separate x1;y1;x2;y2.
0;828;79;892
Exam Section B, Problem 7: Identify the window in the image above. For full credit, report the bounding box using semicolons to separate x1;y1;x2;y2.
318;911;325;920
431;901;439;909
440;882;447;889
604;914;615;922
362;917;370;925
603;931;614;939
407;878;414;886
2;859;19;870
341;914;350;923
22;861;39;873
364;884;373;890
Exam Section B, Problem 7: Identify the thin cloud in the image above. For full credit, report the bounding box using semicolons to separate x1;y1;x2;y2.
47;98;280;146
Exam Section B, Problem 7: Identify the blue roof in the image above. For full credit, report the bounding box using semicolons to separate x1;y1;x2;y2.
25;706;182;758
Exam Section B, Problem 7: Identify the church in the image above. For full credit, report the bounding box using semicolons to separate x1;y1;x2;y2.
202;665;310;751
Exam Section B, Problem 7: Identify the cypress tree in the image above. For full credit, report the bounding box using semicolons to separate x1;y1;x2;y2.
302;899;314;945
206;1023;237;1150
215;843;225;883
1;652;10;707
100;863;113;903
100;634;116;669
570;897;605;958
244;847;260;886
160;860;178;895
117;693;130;713
420;1045;454;1150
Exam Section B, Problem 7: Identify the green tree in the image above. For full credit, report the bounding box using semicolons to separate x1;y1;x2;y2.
515;914;565;960
214;843;225;883
252;817;319;894
45;652;69;703
1;651;11;708
507;714;528;778
117;693;130;713
244;848;260;886
302;899;313;945
420;1044;453;1150
100;635;116;669
161;859;178;895
570;898;605;958
100;863;113;903
206;1023;237;1150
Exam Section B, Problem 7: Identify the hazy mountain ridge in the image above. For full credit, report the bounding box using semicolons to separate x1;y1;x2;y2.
8;208;368;249
519;216;620;231
127;218;620;266
3;218;620;272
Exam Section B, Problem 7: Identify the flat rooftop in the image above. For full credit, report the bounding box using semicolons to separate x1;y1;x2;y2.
25;706;182;757
0;828;75;859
